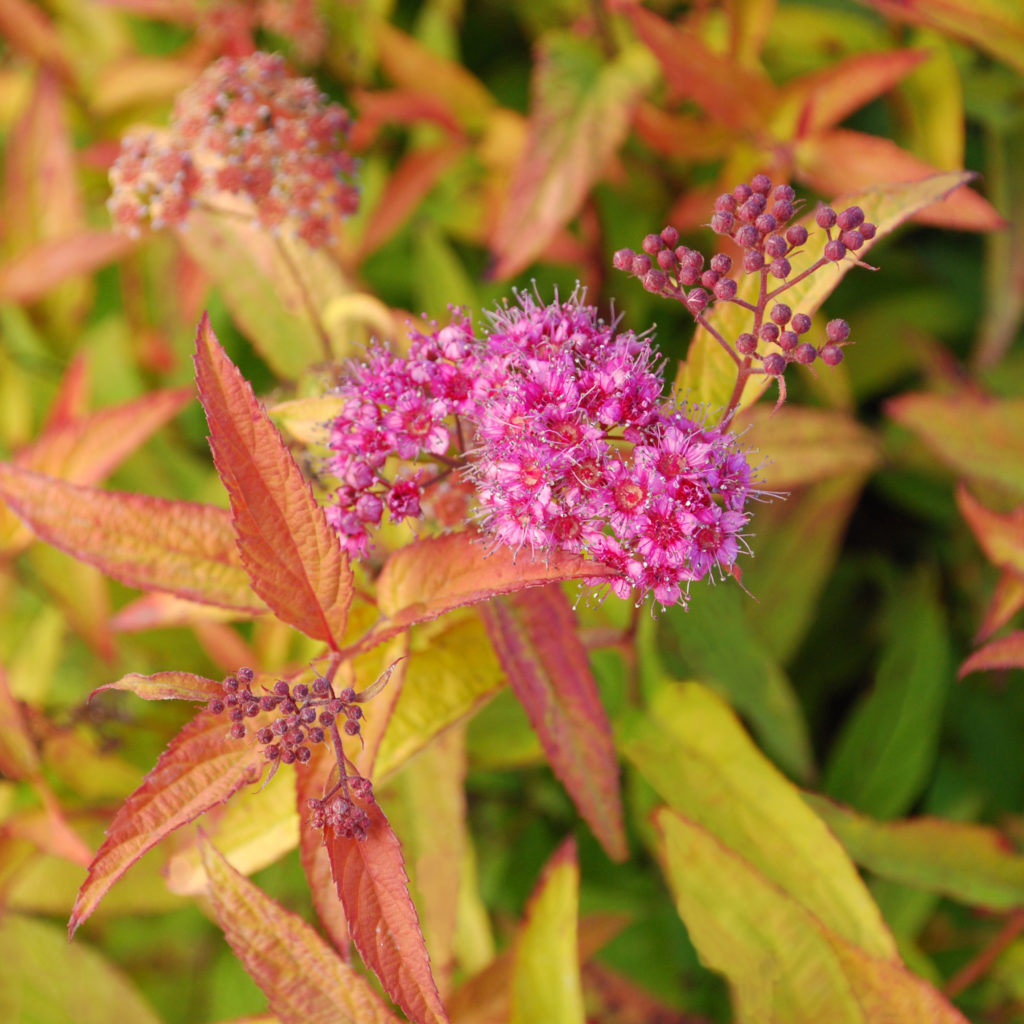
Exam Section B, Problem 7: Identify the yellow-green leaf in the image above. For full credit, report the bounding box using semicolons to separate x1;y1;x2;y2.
510;838;584;1024
656;808;969;1024
619;682;895;958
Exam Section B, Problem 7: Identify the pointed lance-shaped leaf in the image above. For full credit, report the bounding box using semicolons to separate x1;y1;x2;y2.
510;837;584;1024
481;586;627;862
200;836;401;1024
69;711;266;937
0;464;264;613
90;671;224;704
194;314;354;647
341;530;620;660
325;792;450;1024
297;744;351;958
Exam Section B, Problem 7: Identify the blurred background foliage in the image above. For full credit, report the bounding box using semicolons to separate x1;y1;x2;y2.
0;0;1023;1021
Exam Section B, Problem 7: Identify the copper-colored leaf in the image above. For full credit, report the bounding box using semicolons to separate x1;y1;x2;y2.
344;531;619;659
297;744;351;958
956;485;1024;573
796;129;1004;232
489;33;656;279
887;392;1024;495
91;671;224;703
616;3;773;132
481;586;627;862
0;0;73;83
200;836;401;1024
0;232;136;304
0;464;264;612
194;314;354;645
977;570;1024;643
111;593;253;632
781;49;929;136
69;712;265;936
17;387;193;485
960;631;1024;678
358;143;466;260
325;793;449;1024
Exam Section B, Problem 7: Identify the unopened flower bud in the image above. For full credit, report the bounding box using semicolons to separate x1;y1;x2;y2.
778;330;798;351
763;352;786;376
743;250;765;273
824;240;846;262
711;211;735;234
715;193;737;212
820;344;844;366
613;248;635;271
710;253;732;275
769;257;791;279
754;213;777;235
770;303;791;325
826;318;850;343
734;225;759;248
751;173;772;194
764;234;788;258
642;233;664;254
791;313;812;334
836;205;865;230
737;332;757;354
840;230;864;251
714;278;737;300
685;288;709;313
660;225;679;247
793;342;817;364
816;206;837;229
785;225;808;247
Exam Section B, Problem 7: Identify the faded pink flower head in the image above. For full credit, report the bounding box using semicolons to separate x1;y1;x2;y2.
108;52;358;246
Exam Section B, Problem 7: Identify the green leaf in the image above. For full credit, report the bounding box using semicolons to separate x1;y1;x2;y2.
619;682;895;958
657;584;813;779
656;809;969;1023
823;573;952;818
373;612;506;780
0;913;163;1024
806;794;1024;912
510;838;584;1024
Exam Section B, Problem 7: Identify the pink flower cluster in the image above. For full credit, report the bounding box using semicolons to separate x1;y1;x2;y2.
108;52;358;247
326;289;758;609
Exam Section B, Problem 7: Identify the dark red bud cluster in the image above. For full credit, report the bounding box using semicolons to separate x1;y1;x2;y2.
209;668;365;763
307;775;374;840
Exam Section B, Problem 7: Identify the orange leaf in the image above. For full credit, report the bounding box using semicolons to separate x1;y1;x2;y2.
0;232;137;304
615;2;773;132
977;570;1024;643
325;792;449;1024
343;531;620;658
200;835;402;1024
956;485;1024;573
0;0;74;84
782;49;929;137
489;32;655;279
960;631;1024;678
796;129;1005;232
297;744;352;959
0;666;40;781
111;593;254;632
480;586;627;862
194;314;354;645
91;671;224;703
69;710;266;936
0;465;264;612
16;387;193;485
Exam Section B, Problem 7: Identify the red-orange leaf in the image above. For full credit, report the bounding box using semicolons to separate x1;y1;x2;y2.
796;129;1004;232
489;32;655;279
69;711;265;937
960;632;1024;678
325;793;449;1024
0;231;136;304
194;314;354;646
91;671;223;703
480;586;627;862
0;464;263;612
200;836;401;1024
342;531;619;659
956;485;1024;573
298;744;351;958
